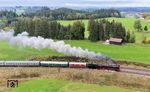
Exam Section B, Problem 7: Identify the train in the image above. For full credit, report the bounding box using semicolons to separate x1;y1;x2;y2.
0;61;120;71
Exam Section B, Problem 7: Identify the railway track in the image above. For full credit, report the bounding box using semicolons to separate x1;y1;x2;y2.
0;61;149;76
120;67;150;76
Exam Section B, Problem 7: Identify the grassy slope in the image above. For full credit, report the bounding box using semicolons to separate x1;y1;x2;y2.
0;40;149;64
10;80;140;92
107;18;150;43
59;18;150;43
65;40;150;64
0;41;63;60
1;18;150;63
59;18;150;64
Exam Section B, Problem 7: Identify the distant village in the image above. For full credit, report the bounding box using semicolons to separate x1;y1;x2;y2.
122;12;150;21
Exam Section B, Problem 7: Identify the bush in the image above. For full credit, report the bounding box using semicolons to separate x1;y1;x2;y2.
142;36;150;44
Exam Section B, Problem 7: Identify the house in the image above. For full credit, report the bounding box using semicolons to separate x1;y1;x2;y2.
109;38;123;45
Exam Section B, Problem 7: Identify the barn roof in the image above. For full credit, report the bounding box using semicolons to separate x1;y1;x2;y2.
109;38;123;43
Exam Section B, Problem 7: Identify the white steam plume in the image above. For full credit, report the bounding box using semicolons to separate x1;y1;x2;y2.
0;29;113;61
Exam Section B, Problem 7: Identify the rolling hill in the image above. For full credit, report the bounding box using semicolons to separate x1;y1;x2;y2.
59;18;150;43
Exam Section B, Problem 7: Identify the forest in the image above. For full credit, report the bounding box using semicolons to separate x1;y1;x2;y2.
0;7;121;20
0;7;134;43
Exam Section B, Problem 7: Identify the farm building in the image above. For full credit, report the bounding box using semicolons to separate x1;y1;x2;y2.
109;38;123;45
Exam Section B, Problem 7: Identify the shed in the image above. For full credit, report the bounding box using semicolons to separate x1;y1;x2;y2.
109;38;123;45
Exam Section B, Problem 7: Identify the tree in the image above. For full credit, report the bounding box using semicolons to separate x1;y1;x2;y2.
88;20;99;41
88;19;127;42
13;18;23;35
58;26;65;39
33;17;49;38
144;26;148;31
88;18;95;31
110;21;126;40
142;36;147;43
117;24;126;40
34;17;42;37
58;25;70;40
48;21;60;39
0;21;6;29
102;20;108;40
125;30;131;42
110;20;116;37
22;17;34;36
134;20;142;32
70;21;85;40
99;22;104;40
130;31;135;43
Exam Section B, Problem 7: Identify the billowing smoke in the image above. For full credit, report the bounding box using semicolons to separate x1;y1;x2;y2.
0;29;113;61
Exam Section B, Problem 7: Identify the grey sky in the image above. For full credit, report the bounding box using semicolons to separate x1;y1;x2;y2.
0;0;150;7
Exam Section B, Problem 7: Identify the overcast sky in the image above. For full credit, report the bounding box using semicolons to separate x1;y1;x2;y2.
0;0;150;7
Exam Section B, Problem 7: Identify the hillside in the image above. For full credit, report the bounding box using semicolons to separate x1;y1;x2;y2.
10;80;140;92
0;41;63;60
0;17;150;63
65;40;150;64
0;40;149;64
59;18;150;43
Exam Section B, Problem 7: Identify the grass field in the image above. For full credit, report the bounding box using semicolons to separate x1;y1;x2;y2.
1;18;150;63
0;41;63;60
10;80;140;92
59;18;150;64
0;67;148;92
59;18;150;43
0;39;149;64
65;40;150;64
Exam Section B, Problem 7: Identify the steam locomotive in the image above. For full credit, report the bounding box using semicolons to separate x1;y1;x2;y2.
0;61;120;71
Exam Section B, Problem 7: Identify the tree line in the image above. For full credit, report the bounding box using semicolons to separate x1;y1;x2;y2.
13;17;135;43
23;7;121;20
13;17;85;40
88;19;135;43
0;10;18;19
0;7;121;29
0;8;121;20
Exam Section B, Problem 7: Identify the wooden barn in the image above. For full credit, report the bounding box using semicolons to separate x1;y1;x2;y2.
109;38;123;45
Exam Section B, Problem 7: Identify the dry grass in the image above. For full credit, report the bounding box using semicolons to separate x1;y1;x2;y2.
0;67;149;92
30;56;150;70
117;60;150;69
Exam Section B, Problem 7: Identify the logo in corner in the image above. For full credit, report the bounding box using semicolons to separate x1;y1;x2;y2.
7;80;18;88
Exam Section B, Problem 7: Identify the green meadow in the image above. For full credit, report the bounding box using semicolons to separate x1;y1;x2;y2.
0;18;149;64
0;41;63;60
0;40;149;64
65;40;150;64
10;80;140;92
59;18;150;43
